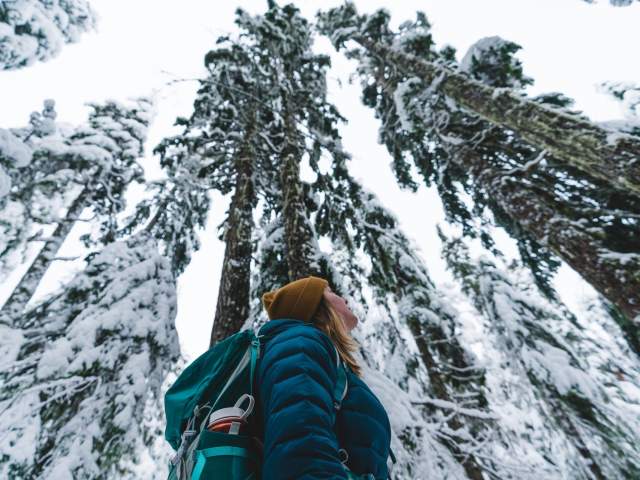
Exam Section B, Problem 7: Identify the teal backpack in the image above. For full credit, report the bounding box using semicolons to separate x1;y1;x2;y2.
164;327;354;480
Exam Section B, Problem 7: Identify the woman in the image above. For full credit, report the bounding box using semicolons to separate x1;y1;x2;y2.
255;276;392;480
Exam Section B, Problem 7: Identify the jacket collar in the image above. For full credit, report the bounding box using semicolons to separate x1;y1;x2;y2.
258;318;306;338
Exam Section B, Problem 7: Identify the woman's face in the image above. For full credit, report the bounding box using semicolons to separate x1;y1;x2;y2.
322;286;358;332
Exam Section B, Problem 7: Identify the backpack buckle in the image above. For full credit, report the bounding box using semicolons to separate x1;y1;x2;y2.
170;429;197;465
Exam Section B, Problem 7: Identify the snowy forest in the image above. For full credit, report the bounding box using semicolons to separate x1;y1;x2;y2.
1;0;639;479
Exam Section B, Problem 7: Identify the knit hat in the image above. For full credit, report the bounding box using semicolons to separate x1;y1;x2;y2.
261;276;329;322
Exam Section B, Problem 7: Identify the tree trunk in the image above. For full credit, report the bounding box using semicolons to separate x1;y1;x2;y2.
0;187;90;325
280;97;323;281
545;394;606;480
354;185;489;478
379;53;639;332
471;155;640;350
359;47;640;326
209;119;257;347
355;36;640;197
405;314;487;480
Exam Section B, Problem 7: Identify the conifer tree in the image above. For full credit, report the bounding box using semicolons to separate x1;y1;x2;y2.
0;0;96;70
318;4;640;196
155;38;272;346
0;98;153;323
233;3;348;283
0;233;179;479
318;5;640;344
154;2;358;343
309;152;499;476
0;99;62;279
441;232;640;479
147;4;504;476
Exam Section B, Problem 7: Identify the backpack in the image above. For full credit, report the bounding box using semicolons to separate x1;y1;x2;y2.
164;327;350;480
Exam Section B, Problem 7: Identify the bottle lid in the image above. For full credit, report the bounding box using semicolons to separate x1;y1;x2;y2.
209;406;246;425
207;394;255;427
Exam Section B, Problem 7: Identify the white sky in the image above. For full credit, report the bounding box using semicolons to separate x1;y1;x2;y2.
1;0;639;360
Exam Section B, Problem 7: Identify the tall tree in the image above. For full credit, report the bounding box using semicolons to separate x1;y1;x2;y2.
0;98;153;324
234;3;344;282
0;0;96;71
311;156;500;477
318;5;640;344
155;2;359;344
0;232;179;479
0;99;61;279
318;4;640;197
156;39;270;346
228;7;510;475
441;232;640;479
152;4;501;476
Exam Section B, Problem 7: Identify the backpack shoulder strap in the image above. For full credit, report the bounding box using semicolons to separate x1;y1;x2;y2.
332;345;348;411
330;345;395;471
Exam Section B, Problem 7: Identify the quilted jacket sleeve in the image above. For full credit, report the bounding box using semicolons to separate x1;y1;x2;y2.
257;325;348;480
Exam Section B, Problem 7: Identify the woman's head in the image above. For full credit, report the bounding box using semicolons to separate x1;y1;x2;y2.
322;285;358;332
261;276;361;376
311;291;362;376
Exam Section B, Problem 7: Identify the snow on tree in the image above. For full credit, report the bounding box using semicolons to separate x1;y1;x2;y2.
459;36;533;90
232;2;347;283
0;99;72;282
0;232;179;479
154;36;276;346
441;230;640;479
0;0;96;71
1;97;153;324
0;127;32;197
597;81;640;137
152;2;361;344
317;4;640;198
310;157;505;477
248;215;289;325
317;4;640;348
0;117;39;282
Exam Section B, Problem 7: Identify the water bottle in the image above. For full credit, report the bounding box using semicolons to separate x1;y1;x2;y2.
207;393;255;435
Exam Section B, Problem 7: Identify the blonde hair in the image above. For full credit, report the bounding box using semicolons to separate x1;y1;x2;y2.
310;298;362;377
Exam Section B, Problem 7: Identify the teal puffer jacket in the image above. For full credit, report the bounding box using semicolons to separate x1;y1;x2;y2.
255;319;391;480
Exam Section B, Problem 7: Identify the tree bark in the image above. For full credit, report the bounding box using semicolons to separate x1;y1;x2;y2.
405;314;487;480
0;187;90;325
280;96;323;281
209;118;257;347
472;157;640;350
356;36;640;197
356;187;489;478
361;39;640;337
545;395;606;480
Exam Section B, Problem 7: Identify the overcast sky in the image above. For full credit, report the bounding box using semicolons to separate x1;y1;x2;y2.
1;0;639;359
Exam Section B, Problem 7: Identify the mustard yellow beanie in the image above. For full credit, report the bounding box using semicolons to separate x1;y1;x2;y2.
261;276;329;321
